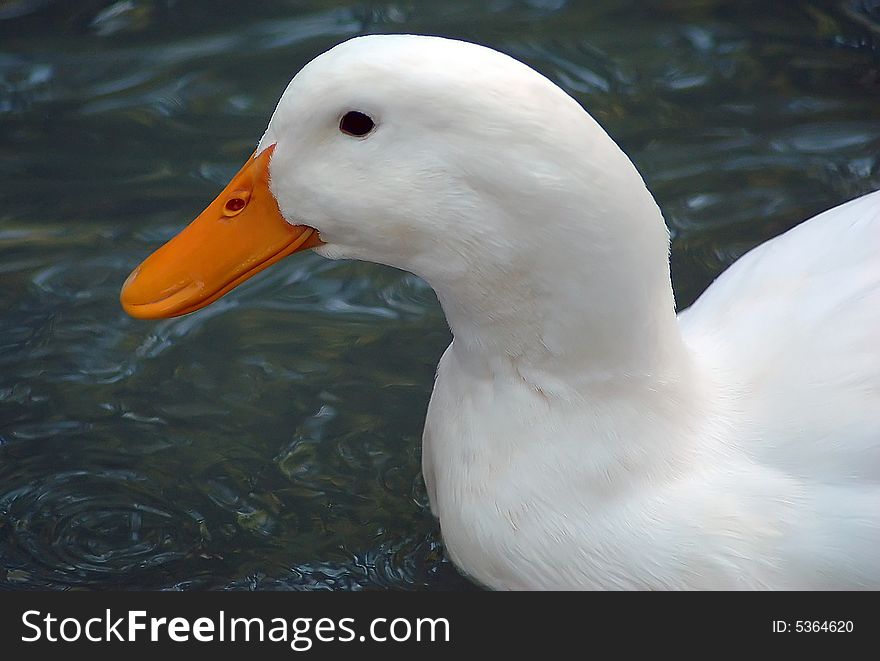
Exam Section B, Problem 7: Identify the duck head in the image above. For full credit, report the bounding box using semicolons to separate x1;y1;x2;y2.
121;35;678;377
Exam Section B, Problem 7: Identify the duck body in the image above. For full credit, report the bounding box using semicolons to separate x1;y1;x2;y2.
425;190;880;590
121;35;880;590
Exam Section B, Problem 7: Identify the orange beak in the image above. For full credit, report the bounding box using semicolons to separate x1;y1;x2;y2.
120;144;322;319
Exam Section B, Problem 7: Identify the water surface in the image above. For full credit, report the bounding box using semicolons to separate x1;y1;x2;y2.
1;0;879;590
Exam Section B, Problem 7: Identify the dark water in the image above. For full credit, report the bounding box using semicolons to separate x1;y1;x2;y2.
1;0;878;590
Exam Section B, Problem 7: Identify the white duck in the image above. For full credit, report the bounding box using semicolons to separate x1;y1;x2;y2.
120;35;880;590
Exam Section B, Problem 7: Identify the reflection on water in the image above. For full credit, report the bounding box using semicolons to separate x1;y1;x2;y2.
1;0;878;590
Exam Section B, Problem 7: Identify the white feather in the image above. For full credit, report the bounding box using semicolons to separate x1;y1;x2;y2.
259;35;880;589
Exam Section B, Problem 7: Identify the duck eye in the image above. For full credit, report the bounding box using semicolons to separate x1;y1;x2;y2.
339;111;375;137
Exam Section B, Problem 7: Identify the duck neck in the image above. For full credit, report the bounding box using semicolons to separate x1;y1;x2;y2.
430;178;690;396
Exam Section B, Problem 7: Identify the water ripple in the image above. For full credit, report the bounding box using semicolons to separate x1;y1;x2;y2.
0;469;206;587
